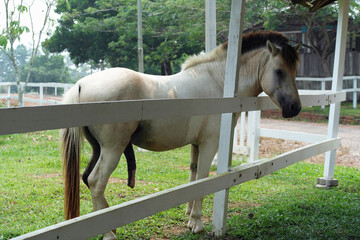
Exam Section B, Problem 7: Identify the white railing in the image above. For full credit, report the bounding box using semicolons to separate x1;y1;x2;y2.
232;90;344;160
0;82;73;107
296;76;360;108
2;91;344;240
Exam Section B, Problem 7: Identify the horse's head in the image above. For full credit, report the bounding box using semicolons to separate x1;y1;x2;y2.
260;40;302;118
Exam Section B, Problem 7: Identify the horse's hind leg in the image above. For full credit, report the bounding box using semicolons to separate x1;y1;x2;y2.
83;126;136;190
86;123;138;240
87;145;124;240
186;144;199;215
124;142;136;188
82;127;100;188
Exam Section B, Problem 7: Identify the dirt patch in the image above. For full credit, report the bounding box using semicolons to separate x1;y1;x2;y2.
31;173;61;179
160;225;189;240
0;94;62;107
108;177;152;186
258;137;356;167
259;119;360;168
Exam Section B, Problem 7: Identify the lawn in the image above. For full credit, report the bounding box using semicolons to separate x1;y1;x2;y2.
302;101;360;118
0;130;359;240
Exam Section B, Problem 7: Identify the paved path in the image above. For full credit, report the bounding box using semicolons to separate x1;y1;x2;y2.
260;118;360;167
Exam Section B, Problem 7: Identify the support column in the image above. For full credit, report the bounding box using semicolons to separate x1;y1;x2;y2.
7;85;11;108
317;0;349;188
137;0;144;73
353;78;357;109
39;83;44;106
247;111;261;163
205;0;216;52
212;0;245;236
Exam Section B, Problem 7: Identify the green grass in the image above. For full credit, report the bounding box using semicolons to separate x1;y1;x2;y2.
1;131;359;239
302;101;360;118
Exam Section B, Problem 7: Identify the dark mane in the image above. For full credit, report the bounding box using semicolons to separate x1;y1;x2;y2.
223;31;300;73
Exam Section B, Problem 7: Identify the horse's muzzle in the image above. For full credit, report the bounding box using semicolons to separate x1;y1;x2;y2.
281;102;301;118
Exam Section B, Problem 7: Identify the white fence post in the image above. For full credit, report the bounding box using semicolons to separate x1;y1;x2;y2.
39;83;44;106
247;111;261;162
318;0;349;188
321;80;326;109
7;85;11;108
212;0;245;236
353;78;357;109
239;112;246;150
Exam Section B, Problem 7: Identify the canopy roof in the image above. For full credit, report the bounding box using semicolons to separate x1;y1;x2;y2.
291;0;336;11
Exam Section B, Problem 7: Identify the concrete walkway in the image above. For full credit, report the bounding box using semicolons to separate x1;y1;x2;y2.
260;118;360;167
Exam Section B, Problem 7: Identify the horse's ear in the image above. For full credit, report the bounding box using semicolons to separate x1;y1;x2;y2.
294;42;302;52
266;40;279;56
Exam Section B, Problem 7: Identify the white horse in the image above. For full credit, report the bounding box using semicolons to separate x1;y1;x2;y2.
61;31;302;239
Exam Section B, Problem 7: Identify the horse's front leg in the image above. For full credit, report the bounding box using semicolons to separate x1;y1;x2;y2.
187;140;218;233
186;144;199;215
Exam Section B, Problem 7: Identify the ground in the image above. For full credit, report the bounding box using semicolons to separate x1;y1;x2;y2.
259;118;360;167
0;93;62;106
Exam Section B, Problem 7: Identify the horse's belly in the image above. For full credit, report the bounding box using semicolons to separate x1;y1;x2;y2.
131;117;204;151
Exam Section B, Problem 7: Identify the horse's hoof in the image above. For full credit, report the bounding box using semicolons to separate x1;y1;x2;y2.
103;231;117;240
187;219;195;230
187;218;204;233
192;222;204;233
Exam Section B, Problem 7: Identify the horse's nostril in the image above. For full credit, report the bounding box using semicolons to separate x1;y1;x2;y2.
291;103;300;112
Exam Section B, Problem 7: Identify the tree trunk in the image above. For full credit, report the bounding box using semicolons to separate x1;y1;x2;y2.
17;83;24;106
320;58;332;77
161;59;172;75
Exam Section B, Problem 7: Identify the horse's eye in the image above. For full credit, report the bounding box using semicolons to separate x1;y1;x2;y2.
275;69;283;78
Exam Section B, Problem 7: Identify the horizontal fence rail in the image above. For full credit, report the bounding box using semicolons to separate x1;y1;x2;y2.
0;82;73;107
0;91;345;136
12;137;341;240
296;76;359;108
2;91;345;240
2;78;356;108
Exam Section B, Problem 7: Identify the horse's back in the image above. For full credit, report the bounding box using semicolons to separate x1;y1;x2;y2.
74;68;144;102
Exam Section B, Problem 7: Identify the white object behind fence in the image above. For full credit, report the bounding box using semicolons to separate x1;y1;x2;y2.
0;82;73;107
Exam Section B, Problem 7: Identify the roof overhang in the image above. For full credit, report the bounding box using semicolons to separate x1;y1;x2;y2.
291;0;336;11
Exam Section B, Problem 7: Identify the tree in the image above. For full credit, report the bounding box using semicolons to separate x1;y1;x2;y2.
0;44;28;82
21;52;72;84
0;0;57;106
44;0;215;75
248;0;360;76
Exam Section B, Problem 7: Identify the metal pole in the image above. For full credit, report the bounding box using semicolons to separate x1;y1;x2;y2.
205;0;216;52
137;0;144;73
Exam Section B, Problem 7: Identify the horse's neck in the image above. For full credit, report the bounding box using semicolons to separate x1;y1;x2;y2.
172;48;268;98
173;60;226;98
237;49;269;97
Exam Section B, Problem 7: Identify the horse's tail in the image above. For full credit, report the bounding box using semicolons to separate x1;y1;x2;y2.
61;84;82;220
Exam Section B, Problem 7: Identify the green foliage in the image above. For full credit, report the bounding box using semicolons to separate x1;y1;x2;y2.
1;130;360;239
0;45;73;83
0;36;8;49
22;52;72;83
301;102;360;119
45;0;226;74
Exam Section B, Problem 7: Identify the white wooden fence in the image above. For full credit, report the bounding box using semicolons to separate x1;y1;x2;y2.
3;0;351;239
0;82;73;107
5;91;343;240
1;77;358;109
296;76;360;108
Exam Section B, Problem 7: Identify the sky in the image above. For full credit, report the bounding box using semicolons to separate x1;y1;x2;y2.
0;0;59;48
